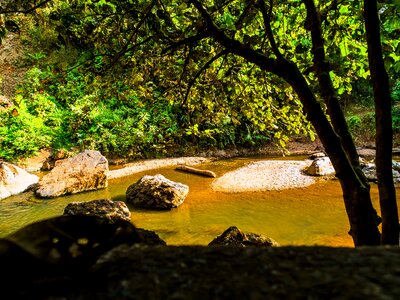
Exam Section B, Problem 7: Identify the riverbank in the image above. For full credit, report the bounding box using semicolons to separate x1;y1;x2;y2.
7;245;400;299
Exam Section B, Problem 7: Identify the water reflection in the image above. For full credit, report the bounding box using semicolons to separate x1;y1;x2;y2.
0;156;397;247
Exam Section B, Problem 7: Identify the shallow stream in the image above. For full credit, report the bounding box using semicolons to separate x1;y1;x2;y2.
1;156;397;247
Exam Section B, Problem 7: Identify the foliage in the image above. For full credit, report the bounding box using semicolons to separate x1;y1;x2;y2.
0;96;54;160
0;0;398;161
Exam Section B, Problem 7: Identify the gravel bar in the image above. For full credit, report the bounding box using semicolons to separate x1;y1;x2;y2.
212;160;317;192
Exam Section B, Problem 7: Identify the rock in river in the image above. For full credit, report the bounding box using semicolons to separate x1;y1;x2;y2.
126;174;189;210
209;226;279;247
0;162;39;199
306;157;335;176
36;150;108;198
63;199;166;245
64;199;131;223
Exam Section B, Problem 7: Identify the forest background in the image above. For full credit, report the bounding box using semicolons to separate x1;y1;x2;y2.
0;0;399;162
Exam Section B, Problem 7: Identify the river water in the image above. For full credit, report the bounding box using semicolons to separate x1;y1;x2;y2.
0;156;397;247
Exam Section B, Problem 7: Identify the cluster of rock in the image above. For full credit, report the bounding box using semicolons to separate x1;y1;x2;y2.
4;197;278;252
361;160;400;184
1;149;193;213
305;152;400;184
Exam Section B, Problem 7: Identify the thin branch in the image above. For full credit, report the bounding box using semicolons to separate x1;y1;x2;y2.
101;1;155;71
178;45;192;85
100;37;153;73
162;30;210;54
302;0;361;169
210;0;237;14
0;0;52;14
258;0;283;59
188;0;279;73
183;49;229;104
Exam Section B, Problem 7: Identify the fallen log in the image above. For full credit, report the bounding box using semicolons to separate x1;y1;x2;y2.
175;165;217;178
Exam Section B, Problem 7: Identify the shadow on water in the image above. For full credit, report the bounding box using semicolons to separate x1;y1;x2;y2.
0;156;397;247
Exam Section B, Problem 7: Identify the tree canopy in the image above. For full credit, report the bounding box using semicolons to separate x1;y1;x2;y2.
0;0;399;246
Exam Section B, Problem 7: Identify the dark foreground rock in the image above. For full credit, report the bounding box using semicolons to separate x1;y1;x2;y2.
209;226;279;247
3;245;400;299
126;174;189;210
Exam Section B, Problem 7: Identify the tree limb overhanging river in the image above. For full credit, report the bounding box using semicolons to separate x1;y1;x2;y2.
1;156;398;247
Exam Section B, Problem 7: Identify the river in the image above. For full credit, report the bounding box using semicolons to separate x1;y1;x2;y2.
0;156;397;247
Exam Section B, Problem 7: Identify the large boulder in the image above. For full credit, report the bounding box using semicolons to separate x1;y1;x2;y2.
0;162;39;199
63;199;131;223
35;150;108;198
208;226;279;247
306;157;335;176
126;174;189;210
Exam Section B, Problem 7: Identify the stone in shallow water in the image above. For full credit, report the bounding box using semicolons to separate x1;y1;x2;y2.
126;174;189;210
0;162;38;199
306;157;335;176
35;150;108;198
209;226;279;247
64;199;131;223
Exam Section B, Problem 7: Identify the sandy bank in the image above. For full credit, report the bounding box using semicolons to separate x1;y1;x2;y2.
212;160;318;192
107;157;212;179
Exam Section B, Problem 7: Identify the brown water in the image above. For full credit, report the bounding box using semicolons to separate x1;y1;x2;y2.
0;157;397;247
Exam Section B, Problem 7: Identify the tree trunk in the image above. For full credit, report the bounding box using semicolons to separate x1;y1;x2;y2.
190;0;382;246
277;59;381;246
364;0;399;245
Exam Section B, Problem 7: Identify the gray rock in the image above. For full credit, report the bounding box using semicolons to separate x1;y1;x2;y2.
126;174;189;210
35;150;108;198
357;148;376;158
63;199;131;223
0;162;39;199
208;226;279;247
306;157;335;176
361;160;400;183
63;199;167;245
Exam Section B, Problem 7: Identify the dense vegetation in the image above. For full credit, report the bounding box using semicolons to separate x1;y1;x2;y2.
0;0;398;161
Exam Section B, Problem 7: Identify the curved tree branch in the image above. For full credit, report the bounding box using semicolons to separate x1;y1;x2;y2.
258;0;283;59
184;49;229;104
188;0;280;73
188;0;381;245
162;30;210;54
